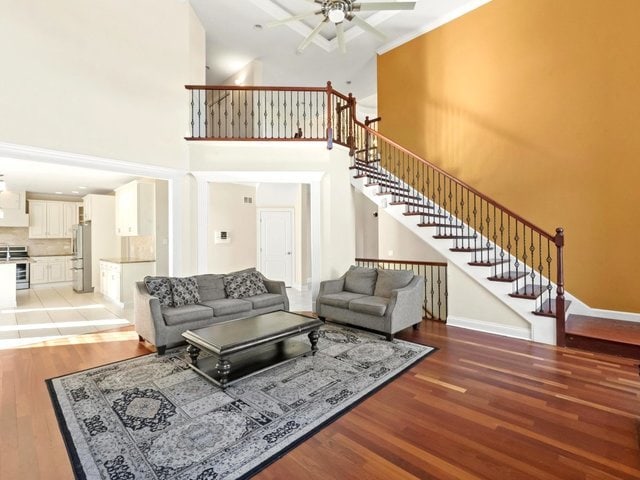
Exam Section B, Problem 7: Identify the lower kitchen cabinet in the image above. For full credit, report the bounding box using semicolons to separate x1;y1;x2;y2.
30;256;70;285
100;260;155;306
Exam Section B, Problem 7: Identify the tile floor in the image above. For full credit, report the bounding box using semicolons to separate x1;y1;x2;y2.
0;284;313;349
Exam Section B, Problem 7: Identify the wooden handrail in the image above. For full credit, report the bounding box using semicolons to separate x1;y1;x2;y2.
185;85;328;92
355;257;447;267
349;115;558;242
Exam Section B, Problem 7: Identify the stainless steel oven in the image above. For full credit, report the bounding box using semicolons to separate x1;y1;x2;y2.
0;246;30;290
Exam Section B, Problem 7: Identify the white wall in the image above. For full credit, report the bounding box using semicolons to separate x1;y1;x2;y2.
0;0;205;169
208;183;257;273
378;209;446;262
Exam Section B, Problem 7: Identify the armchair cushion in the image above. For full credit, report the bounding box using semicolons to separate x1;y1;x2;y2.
144;276;173;307
224;271;268;299
247;293;285;310
344;266;377;295
374;268;414;298
349;296;390;316
161;304;213;326
318;291;366;309
199;298;252;316
169;277;200;307
194;274;226;301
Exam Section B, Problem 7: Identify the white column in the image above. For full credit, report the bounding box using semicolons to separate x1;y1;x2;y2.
310;180;322;305
167;176;183;276
196;177;209;273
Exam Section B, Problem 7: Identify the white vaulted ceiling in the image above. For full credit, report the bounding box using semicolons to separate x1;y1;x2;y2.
189;0;491;103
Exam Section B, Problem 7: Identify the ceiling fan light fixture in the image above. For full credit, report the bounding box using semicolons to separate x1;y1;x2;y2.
328;7;346;23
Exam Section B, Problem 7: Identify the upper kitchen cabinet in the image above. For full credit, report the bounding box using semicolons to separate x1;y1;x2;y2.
28;200;80;239
115;180;155;236
0;190;29;227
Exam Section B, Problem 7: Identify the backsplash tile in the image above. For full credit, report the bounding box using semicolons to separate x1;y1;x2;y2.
0;227;72;256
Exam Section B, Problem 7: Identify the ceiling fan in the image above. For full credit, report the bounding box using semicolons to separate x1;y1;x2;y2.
267;0;416;54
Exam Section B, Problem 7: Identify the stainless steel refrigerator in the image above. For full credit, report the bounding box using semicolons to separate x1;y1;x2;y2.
72;221;94;293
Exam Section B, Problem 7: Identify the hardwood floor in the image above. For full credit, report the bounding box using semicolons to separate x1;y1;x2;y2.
1;321;639;479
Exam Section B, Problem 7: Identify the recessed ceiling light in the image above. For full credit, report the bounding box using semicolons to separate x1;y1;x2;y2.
71;190;79;194
55;191;63;195
78;186;87;189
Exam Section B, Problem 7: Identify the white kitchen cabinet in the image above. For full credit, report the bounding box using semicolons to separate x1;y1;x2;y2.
100;260;155;306
114;180;155;236
30;256;70;284
28;200;78;239
63;202;79;238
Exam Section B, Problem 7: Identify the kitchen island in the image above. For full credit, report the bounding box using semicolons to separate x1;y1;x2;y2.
99;258;156;306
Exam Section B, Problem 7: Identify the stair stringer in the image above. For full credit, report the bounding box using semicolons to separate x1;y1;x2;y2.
352;175;561;344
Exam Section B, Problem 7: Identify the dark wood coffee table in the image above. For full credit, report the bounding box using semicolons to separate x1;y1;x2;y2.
182;311;323;389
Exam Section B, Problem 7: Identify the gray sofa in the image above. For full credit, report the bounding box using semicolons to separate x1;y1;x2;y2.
134;268;289;354
315;266;424;340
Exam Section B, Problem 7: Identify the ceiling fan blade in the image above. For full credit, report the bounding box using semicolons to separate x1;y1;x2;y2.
335;22;347;54
350;15;387;41
353;2;416;11
267;11;319;28
297;19;327;53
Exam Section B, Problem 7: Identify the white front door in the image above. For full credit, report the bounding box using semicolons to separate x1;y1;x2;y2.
260;210;293;286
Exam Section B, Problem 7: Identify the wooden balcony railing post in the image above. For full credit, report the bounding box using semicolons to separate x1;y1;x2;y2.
554;227;566;347
364;116;370;162
348;93;355;156
326;81;333;150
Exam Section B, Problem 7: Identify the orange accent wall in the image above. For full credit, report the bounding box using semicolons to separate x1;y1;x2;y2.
377;0;640;313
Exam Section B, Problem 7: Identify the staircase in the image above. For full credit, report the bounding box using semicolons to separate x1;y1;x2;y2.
347;127;639;357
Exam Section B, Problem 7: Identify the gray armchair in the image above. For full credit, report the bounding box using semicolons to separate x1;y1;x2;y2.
315;266;424;340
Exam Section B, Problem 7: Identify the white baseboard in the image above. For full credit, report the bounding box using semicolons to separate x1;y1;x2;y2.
447;315;532;341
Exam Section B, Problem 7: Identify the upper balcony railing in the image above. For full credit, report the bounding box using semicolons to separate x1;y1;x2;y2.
186;82;355;149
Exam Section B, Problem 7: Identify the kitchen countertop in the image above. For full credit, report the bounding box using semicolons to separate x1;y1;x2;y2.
0;258;33;264
100;258;156;264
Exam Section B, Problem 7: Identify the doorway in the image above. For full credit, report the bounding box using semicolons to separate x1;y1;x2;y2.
259;209;294;286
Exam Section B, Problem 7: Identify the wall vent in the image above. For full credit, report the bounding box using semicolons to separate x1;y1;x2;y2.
243;196;253;204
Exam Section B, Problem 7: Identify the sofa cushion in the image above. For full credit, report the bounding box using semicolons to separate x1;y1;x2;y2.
318;291;366;309
374;268;414;298
349;296;390;317
169;277;200;307
194;274;226;301
247;293;284;310
144;276;173;307
199;299;252;317
344;266;377;295
161;304;213;326
224;272;268;299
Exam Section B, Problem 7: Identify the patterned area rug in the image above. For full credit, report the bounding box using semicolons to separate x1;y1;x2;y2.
47;324;435;479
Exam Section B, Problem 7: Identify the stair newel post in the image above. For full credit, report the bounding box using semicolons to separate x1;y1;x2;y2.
348;93;355;156
326;81;333;150
554;227;566;347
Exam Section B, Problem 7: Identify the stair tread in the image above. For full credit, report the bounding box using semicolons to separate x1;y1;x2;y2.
419;223;464;228
450;246;492;252
468;258;510;267
376;192;421;200
566;315;640;346
390;201;434;209
366;182;407;191
509;284;545;299
433;234;475;239
488;271;527;282
403;212;447;218
532;299;572;318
